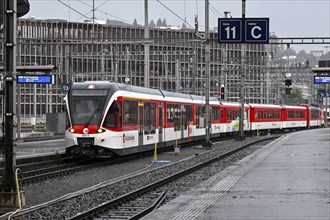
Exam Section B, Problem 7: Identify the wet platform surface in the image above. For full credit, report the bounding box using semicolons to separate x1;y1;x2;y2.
143;128;330;220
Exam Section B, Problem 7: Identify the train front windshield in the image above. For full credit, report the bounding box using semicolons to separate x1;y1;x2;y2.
70;89;108;125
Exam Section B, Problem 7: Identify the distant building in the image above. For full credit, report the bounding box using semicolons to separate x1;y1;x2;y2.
310;50;324;59
84;18;107;25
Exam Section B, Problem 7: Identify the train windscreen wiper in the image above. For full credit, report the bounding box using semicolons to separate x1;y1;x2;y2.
84;108;99;127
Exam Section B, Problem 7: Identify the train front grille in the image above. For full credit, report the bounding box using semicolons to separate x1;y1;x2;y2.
77;137;95;148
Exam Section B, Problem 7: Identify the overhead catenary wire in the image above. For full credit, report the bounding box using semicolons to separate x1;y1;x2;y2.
57;0;90;19
209;1;224;18
75;0;133;24
156;0;195;29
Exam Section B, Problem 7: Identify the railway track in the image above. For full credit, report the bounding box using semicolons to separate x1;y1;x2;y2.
0;135;214;187
1;143;177;187
8;135;279;220
0;154;72;184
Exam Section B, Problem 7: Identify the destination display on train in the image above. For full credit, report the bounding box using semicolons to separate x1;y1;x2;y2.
314;76;330;84
17;75;53;84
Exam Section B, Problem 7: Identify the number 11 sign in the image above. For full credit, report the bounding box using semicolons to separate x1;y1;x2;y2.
218;19;243;43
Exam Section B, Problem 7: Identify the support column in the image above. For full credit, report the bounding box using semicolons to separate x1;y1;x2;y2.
0;0;25;210
203;0;212;149
238;0;246;140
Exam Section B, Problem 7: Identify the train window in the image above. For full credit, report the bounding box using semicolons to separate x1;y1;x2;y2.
124;100;138;125
124;101;130;125
275;111;280;119
226;110;230;120
196;106;205;128
104;101;121;128
167;104;175;124
234;110;238;120
257;110;261;119
185;105;192;122
311;109;319;119
182;106;187;130
144;102;156;134
300;111;305;118
167;107;172;123
263;110;268;119
117;102;122;128
174;106;181;131
150;103;156;134
295;111;299;118
211;106;220;121
131;101;138;123
71;96;106;126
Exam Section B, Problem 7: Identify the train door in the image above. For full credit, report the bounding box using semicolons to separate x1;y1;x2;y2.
181;105;188;139
159;102;163;143
138;102;144;146
244;108;250;131
186;105;193;141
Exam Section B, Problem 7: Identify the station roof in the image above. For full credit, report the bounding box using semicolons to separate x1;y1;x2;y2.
311;67;330;73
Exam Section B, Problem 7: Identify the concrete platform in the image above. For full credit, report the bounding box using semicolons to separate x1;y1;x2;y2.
143;128;330;220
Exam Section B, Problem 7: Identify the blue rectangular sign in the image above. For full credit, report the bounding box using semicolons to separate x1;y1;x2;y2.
314;76;330;84
17;75;53;84
218;17;269;44
245;18;269;43
218;19;242;43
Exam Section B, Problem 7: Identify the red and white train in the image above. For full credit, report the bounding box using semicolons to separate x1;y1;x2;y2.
64;82;325;157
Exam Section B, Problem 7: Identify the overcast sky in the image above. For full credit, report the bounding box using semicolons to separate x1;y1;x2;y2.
24;0;330;52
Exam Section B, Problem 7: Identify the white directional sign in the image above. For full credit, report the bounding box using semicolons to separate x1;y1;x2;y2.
218;18;269;44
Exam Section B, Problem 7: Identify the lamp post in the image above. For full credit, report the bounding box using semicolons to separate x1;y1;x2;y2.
32;46;38;132
238;0;246;140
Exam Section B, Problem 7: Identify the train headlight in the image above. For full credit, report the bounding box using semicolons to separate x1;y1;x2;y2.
97;128;106;133
69;128;75;133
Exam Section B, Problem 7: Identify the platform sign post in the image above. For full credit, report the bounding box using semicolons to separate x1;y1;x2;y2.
218;1;269;141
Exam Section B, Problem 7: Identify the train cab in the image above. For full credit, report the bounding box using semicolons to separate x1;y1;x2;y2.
65;82;165;157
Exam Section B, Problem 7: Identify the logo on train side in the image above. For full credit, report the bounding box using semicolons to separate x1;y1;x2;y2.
214;125;220;130
125;135;135;141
